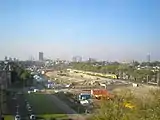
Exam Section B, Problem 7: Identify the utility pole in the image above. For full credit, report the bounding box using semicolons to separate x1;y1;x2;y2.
157;72;160;86
147;75;149;84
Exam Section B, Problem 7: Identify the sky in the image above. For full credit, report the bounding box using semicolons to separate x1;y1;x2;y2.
0;0;159;61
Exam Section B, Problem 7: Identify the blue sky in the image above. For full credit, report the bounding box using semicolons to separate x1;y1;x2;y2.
0;0;159;61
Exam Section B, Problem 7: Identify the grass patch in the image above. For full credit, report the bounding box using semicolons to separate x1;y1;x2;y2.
38;114;68;119
25;93;65;114
4;115;14;120
54;92;86;113
4;114;68;120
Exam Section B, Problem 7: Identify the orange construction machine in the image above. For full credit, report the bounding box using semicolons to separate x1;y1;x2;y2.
91;89;114;100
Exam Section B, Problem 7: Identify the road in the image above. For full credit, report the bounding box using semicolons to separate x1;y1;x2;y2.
16;93;29;119
6;92;17;115
6;89;30;120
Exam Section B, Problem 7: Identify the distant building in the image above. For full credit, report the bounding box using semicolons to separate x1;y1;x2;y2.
72;56;82;62
39;52;44;61
88;58;96;63
9;57;12;61
29;56;34;61
4;56;8;61
147;54;151;63
13;58;17;61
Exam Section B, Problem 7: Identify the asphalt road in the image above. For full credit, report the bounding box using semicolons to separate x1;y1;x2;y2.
16;94;29;119
6;89;32;120
6;92;17;115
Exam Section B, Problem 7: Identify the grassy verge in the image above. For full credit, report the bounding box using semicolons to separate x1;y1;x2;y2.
4;93;68;120
4;115;13;120
4;114;68;120
25;93;65;114
38;114;67;119
54;92;86;113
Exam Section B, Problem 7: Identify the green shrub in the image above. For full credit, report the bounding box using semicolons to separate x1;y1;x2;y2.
89;89;160;120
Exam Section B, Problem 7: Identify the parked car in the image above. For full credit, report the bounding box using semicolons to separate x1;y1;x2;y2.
33;88;39;92
28;90;31;94
26;103;30;108
30;115;35;120
29;87;39;93
15;115;21;120
28;107;32;112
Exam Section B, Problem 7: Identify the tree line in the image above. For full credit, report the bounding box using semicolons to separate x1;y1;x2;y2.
70;61;160;84
10;62;33;86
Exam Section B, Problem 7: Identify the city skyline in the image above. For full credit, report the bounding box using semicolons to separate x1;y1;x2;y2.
0;0;159;61
1;53;154;63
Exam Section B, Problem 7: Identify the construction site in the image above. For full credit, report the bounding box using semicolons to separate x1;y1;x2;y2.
45;69;131;90
43;69;160;114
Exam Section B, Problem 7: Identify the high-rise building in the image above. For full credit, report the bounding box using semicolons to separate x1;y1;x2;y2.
88;58;96;63
4;56;8;61
72;56;82;62
9;57;12;61
147;53;151;63
39;52;44;61
13;58;17;61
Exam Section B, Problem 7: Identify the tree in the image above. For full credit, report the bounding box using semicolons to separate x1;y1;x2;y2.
71;61;159;84
89;89;160;120
132;61;140;67
11;62;33;86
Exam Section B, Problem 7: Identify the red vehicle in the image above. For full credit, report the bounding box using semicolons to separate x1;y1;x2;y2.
91;89;114;100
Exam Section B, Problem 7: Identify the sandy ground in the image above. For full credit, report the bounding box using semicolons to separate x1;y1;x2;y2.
45;71;128;86
46;70;160;97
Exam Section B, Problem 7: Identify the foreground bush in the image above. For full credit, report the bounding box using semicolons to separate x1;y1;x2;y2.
89;89;160;120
